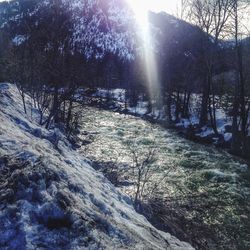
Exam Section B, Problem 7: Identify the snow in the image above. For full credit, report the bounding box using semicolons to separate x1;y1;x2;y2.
8;0;135;60
176;116;199;129
94;88;126;103
224;133;232;142
89;88;238;147
0;83;194;249
128;104;149;116
197;126;214;138
12;35;28;46
64;0;135;59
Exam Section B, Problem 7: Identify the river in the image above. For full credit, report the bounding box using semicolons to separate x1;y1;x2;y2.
78;106;250;250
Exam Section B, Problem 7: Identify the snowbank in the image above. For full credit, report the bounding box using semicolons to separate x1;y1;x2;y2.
0;83;194;249
90;88;237;148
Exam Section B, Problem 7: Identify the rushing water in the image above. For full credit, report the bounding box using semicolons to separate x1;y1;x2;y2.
78;106;250;249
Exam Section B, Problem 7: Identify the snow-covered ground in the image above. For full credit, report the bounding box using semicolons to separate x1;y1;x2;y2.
92;88;237;146
0;83;194;249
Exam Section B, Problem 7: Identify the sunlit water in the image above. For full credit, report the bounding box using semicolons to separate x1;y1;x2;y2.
78;106;250;249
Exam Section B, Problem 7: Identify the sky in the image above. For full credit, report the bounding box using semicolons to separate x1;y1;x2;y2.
0;0;249;34
128;0;181;15
143;0;180;14
0;0;181;14
127;0;249;36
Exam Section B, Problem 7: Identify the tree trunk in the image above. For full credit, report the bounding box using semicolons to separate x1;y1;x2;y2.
175;91;181;122
199;79;209;127
21;91;27;114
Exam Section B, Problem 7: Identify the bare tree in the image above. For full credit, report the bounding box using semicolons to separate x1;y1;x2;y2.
124;136;171;211
230;0;250;156
189;0;234;134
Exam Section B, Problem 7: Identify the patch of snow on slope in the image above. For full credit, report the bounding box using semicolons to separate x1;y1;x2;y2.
0;83;194;249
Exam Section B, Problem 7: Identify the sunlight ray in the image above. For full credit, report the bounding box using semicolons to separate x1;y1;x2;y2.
127;0;162;110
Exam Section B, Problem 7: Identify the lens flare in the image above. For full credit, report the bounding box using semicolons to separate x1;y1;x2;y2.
127;0;162;110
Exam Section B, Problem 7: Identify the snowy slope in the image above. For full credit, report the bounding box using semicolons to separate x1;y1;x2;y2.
67;0;135;59
7;0;135;60
0;83;194;250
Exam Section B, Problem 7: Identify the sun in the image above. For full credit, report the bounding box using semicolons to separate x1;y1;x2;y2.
127;0;179;27
127;0;149;29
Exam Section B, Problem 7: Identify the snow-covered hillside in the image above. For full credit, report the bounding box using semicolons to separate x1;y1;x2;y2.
0;83;194;249
6;0;135;60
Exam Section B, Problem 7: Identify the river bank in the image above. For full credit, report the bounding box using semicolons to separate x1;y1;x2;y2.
78;105;250;249
80;89;249;160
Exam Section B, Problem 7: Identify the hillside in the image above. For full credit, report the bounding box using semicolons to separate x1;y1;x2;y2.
0;83;194;249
